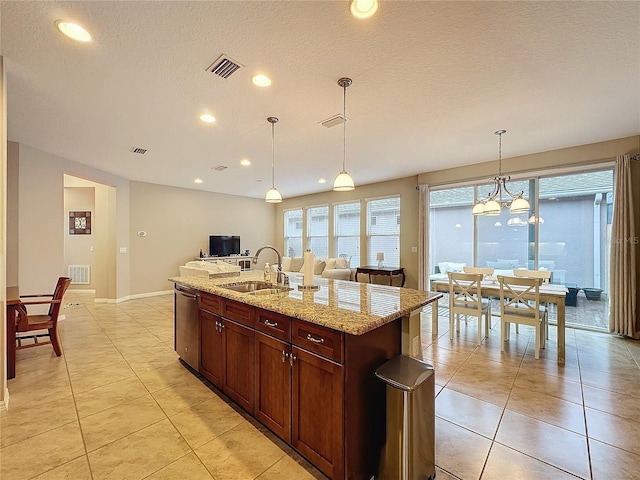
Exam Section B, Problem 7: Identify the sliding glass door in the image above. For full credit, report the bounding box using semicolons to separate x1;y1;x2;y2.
428;167;613;330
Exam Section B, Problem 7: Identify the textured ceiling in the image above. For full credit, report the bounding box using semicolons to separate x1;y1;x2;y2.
1;1;639;199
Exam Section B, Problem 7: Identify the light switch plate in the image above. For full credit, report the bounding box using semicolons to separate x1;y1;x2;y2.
119;247;127;254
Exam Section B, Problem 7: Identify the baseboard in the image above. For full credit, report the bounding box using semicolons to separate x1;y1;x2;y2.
94;290;173;304
67;288;96;294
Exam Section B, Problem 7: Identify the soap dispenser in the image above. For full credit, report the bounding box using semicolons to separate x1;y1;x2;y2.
264;262;271;282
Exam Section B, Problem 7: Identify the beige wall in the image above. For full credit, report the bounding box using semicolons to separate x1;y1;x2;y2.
6;141;17;285
275;176;421;289
10;144;277;299
12;144;130;297
128;181;276;295
419;135;640;186
64;187;95;289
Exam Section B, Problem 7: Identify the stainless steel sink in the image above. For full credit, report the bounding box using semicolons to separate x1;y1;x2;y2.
219;281;291;295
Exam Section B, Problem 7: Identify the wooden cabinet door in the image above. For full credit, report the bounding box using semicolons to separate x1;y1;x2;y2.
291;346;344;480
255;332;291;442
199;309;225;388
223;319;255;414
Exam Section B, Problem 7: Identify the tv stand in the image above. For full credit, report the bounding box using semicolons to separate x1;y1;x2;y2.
195;255;252;271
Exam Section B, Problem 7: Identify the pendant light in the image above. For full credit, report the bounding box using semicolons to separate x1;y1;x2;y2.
265;116;283;203
333;77;355;192
472;130;530;216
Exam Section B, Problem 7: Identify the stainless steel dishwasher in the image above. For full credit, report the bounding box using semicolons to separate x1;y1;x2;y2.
174;284;200;370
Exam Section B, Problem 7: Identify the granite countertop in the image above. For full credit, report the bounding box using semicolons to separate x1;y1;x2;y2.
170;271;442;335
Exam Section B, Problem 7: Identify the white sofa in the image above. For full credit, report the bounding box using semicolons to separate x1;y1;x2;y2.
179;260;242;278
274;256;352;281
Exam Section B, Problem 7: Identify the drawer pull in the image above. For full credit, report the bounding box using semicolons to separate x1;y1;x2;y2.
264;320;279;328
306;333;325;344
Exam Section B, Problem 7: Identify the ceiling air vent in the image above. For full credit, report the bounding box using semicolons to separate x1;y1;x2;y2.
207;54;244;79
130;147;147;154
320;114;346;128
212;165;228;172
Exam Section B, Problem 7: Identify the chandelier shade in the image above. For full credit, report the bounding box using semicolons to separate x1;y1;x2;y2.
472;130;530;216
265;116;283;203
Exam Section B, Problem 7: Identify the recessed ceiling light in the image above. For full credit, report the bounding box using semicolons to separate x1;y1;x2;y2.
350;0;379;19
318;178;327;184
240;159;251;166
200;114;216;123
194;178;203;184
55;20;92;42
251;74;272;87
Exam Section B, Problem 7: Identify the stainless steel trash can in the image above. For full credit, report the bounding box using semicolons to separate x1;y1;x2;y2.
375;355;435;480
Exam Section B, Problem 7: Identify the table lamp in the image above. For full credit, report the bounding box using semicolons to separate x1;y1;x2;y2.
376;252;384;268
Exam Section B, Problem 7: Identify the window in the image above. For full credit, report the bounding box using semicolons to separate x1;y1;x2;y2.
334;201;360;267
307;205;329;258
284;209;303;257
427;167;614;330
367;196;400;267
429;186;474;274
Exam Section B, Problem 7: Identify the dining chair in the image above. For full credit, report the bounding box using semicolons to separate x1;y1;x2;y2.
448;272;491;345
513;269;551;283
513;269;552;339
15;277;71;356
498;275;547;359
463;266;495;277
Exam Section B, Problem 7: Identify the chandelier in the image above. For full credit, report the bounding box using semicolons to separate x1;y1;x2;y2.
472;130;530;216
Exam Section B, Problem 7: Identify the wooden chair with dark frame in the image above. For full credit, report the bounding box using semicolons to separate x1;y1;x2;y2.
15;277;71;356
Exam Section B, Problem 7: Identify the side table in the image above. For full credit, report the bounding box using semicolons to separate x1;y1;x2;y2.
355;266;406;287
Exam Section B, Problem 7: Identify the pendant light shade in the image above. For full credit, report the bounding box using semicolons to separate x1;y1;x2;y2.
265;116;283;203
333;77;355;192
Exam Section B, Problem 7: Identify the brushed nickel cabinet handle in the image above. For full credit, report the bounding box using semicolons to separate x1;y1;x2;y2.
289;354;297;367
264;320;278;328
306;333;325;344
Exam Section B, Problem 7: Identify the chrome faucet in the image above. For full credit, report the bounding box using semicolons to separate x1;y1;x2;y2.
252;245;288;285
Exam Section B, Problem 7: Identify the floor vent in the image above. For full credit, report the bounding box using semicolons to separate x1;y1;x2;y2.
207;54;244;79
130;147;147;154
68;265;91;285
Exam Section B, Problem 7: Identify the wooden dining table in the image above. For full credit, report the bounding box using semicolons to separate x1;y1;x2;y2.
431;279;568;364
6;286;20;379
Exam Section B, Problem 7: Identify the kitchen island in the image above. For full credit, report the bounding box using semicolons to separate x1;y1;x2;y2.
170;271;441;480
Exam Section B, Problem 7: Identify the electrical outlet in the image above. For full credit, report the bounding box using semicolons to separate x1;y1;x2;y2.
412;336;420;356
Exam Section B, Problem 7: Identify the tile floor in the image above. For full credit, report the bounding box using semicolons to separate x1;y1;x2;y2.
1;291;639;480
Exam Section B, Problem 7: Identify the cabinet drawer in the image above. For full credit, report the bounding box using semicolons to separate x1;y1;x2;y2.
199;292;222;314
222;298;255;327
292;320;343;364
256;309;291;342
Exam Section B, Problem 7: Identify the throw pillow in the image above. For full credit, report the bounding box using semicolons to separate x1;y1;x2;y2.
335;258;349;269
281;256;292;272
314;260;326;275
324;258;337;270
289;256;304;273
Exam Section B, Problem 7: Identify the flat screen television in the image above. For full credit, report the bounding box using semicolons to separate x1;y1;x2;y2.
209;235;241;257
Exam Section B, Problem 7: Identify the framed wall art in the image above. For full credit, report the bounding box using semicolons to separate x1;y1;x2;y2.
69;211;92;235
